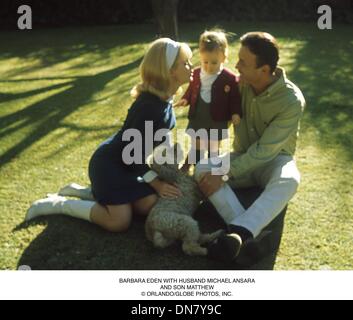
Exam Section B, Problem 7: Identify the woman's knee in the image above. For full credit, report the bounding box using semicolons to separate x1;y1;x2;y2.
105;206;132;233
133;195;158;216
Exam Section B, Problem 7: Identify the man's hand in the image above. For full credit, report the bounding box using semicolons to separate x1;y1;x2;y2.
198;172;224;198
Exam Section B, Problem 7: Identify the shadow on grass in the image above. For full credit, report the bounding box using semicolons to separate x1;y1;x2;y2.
16;188;285;270
285;27;353;159
0;57;142;170
12;22;343;270
0;25;152;78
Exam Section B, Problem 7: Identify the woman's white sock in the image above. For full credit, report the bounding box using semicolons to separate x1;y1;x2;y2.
58;183;94;201
26;195;94;222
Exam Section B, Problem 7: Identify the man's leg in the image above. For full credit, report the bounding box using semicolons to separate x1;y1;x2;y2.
194;153;260;262
197;155;300;262
230;155;300;238
194;153;252;224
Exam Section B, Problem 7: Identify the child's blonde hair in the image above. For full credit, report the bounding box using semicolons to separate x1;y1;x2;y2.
132;38;192;100
199;30;229;59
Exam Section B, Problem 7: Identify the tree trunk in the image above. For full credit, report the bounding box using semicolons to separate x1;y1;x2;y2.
151;0;179;40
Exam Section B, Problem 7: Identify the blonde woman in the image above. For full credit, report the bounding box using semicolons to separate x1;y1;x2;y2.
26;38;193;233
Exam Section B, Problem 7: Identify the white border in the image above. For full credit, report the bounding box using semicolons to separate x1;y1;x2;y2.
0;271;352;300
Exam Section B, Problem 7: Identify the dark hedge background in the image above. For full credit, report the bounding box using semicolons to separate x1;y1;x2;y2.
0;0;352;29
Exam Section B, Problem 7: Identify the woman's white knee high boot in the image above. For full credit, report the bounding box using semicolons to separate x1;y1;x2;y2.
26;195;94;222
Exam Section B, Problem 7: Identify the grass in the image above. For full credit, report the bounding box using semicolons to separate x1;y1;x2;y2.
0;22;352;270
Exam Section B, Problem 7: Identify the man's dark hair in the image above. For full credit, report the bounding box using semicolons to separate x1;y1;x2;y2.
240;32;279;73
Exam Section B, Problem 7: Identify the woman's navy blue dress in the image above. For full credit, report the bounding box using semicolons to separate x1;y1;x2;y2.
88;92;176;205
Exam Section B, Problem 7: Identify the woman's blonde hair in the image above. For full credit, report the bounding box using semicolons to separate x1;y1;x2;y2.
131;38;192;100
199;30;229;59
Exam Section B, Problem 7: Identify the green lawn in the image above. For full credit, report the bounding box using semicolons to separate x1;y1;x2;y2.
0;22;352;270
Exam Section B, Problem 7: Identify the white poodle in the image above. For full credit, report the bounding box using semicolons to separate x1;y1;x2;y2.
145;144;222;256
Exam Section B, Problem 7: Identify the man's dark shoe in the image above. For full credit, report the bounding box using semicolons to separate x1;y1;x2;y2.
207;231;243;263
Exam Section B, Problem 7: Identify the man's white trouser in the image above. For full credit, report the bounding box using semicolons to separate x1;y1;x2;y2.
194;153;300;238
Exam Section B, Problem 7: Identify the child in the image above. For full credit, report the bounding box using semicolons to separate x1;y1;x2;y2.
175;30;242;172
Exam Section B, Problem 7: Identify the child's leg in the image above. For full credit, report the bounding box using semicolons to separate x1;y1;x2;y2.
182;138;207;172
182;138;198;172
198;138;210;161
209;140;221;159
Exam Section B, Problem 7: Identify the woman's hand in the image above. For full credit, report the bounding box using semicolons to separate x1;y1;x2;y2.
174;99;188;108
150;178;182;199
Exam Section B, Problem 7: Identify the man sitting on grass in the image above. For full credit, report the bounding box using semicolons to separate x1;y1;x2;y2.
195;32;306;263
